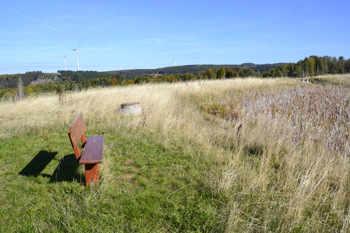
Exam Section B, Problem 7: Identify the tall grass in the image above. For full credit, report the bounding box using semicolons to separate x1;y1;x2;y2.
0;78;296;139
2;76;350;231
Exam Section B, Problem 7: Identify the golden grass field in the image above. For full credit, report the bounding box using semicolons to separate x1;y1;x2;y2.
2;75;350;231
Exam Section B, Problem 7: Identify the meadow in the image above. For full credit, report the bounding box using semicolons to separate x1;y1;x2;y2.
1;75;350;232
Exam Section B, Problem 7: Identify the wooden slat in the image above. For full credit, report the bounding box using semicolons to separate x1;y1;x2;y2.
69;112;86;147
79;135;104;164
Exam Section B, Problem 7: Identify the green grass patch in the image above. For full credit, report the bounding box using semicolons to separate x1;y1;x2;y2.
0;127;227;232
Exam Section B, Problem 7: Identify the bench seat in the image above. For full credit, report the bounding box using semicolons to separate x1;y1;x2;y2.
79;135;104;164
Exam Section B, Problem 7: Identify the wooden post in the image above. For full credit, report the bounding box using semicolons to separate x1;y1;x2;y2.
85;164;99;186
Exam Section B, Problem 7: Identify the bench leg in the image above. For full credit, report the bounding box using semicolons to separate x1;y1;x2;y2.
85;164;99;186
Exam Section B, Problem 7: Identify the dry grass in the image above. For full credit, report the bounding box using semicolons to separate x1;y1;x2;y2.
314;74;350;86
2;76;350;231
0;78;296;139
215;85;350;155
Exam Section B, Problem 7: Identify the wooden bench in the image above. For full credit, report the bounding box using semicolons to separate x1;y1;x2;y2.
68;112;104;186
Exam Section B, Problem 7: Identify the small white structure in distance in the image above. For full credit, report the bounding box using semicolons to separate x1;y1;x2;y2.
117;102;142;115
299;78;310;83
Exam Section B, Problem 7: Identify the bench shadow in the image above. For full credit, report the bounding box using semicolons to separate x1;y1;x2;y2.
19;150;57;177
49;154;83;184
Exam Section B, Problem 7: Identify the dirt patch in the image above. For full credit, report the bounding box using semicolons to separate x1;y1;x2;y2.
122;173;139;186
122;159;141;172
120;159;141;186
123;166;141;172
125;158;135;165
123;173;136;180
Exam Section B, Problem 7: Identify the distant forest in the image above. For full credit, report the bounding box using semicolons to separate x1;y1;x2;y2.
0;72;57;89
0;62;284;89
260;55;349;78
0;55;349;100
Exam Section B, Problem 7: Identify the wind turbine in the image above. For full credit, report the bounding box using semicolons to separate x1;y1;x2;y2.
173;58;178;66
71;41;80;71
146;61;150;69
198;56;201;65
60;53;69;71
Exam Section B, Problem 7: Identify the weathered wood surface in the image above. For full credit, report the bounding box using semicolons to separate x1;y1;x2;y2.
69;112;86;147
79;136;104;164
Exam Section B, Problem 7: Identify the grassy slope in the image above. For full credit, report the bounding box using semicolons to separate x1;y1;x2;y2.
2;76;350;232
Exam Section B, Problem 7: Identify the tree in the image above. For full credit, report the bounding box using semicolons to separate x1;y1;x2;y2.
323;56;334;74
183;73;191;81
18;77;23;100
110;78;118;86
240;67;255;77
286;63;298;77
217;68;225;79
313;56;324;75
295;62;303;77
115;74;126;84
55;84;63;94
213;68;218;79
307;57;315;76
90;79;96;87
279;64;289;77
345;59;350;73
332;57;338;73
225;68;234;78
206;69;215;79
266;68;276;77
339;56;345;74
234;67;241;77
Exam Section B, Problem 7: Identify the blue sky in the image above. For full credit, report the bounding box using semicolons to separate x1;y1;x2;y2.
0;0;349;74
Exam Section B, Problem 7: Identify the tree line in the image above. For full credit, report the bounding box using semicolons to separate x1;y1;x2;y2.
0;66;256;100
259;55;350;78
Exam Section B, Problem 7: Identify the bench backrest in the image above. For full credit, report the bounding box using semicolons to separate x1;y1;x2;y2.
68;112;87;161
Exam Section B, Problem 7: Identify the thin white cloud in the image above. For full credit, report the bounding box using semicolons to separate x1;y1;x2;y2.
48;26;64;34
14;11;64;34
15;12;40;23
